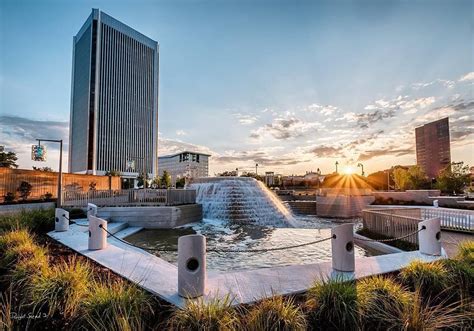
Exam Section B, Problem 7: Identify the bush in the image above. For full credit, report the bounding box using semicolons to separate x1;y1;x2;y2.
80;278;151;331
68;208;86;220
456;240;474;267
305;278;358;331
439;259;474;302
29;257;91;319
0;238;47;271
0;208;55;233
399;260;451;303
357;276;410;330
168;296;240;331
3;192;16;203
17;181;32;201
0;229;33;252
245;295;306;331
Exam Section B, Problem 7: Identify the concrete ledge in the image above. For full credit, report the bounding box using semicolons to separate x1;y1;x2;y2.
354;233;404;254
97;204;203;228
0;202;55;215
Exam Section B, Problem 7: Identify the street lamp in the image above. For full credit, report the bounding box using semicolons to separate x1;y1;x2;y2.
34;139;63;206
255;163;259;175
335;161;339;173
357;163;365;176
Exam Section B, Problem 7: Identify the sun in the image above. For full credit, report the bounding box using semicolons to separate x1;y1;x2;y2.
343;166;355;175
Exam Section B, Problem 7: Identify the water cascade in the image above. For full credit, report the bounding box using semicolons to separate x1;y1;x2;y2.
189;177;296;227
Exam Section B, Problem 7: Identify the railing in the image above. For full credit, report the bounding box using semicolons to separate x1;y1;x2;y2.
62;189;196;208
362;210;422;245
366;207;473;233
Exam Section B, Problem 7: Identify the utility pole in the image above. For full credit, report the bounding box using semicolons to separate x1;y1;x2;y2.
35;139;63;206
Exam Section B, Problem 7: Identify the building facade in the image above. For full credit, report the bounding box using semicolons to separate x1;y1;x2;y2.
415;117;451;178
69;9;159;180
158;151;210;186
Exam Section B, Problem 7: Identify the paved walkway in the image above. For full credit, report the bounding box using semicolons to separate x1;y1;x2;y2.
441;230;473;257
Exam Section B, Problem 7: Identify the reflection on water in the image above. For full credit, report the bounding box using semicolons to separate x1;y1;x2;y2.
126;216;373;272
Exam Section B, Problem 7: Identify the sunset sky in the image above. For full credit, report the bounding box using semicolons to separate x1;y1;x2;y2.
1;0;473;176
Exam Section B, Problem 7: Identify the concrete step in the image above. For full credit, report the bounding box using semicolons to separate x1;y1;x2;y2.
70;218;128;236
113;226;143;239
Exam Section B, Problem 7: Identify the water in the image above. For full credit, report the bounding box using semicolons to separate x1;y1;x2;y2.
189;177;296;227
126;177;374;271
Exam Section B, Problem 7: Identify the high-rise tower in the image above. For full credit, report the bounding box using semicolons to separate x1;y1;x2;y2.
69;9;159;179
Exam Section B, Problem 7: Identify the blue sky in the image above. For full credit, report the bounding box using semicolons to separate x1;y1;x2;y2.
1;0;473;175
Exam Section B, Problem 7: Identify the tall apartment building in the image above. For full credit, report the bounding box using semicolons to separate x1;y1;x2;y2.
158;151;210;186
415;117;451;178
69;9;159;180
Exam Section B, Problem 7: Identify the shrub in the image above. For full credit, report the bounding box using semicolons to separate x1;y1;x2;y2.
439;259;474;302
3;192;16;203
456;240;474;267
399;260;451;303
80;278;151;331
0;229;33;253
29;257;91;319
43;192;53;200
0;208;55;233
357;276;410;330
305;278;358;331
245;295;307;331
0;238;47;271
68;208;86;220
168;296;240;331
17;181;32;201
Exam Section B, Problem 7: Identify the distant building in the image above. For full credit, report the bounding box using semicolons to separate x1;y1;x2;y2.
415;117;451;178
158;151;210;186
264;172;275;187
69;9;159;183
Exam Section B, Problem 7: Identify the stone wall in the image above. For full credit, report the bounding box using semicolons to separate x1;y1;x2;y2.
97;204;203;228
286;201;317;215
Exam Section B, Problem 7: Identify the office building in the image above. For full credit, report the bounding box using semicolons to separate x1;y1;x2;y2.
69;9;159;181
415;117;451;178
158;151;210;186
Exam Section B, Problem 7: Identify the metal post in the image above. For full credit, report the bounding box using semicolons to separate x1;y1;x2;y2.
36;139;63;207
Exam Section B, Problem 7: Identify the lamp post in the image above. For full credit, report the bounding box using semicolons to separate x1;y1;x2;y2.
335;161;339;173
35;139;63;206
385;169;390;191
255;163;259;175
357;163;365;176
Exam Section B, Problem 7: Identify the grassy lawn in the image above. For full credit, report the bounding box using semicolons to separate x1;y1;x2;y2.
0;209;472;330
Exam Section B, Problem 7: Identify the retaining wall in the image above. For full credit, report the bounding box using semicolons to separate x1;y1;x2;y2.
286;201;317;215
317;195;375;218
0;202;55;215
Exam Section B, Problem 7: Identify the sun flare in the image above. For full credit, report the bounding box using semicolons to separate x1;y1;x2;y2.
343;166;355;175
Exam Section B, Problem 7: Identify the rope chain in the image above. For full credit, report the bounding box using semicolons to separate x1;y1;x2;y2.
356;226;426;243
99;225;334;254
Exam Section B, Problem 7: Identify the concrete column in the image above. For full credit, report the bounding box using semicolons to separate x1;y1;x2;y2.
418;217;441;256
433;200;439;208
178;234;206;298
87;203;98;218
88;215;107;250
55;208;69;232
331;223;355;272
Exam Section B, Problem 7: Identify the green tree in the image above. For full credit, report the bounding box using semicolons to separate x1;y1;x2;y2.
407;165;428;189
137;172;150;188
392;167;410;191
161;170;172;188
17;181;32;201
176;177;186;188
0;151;18;168
435;162;470;194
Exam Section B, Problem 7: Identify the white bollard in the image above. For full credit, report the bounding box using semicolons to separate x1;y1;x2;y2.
88;215;107;250
418;218;441;256
433;200;439;208
331;223;355;272
55;208;69;232
178;234;206;298
87;203;98;218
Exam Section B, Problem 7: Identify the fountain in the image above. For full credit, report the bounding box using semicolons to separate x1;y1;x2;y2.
188;177;296;227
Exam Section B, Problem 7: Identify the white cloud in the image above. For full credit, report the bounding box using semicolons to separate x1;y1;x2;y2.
459;72;474;82
233;113;259;125
176;130;187;136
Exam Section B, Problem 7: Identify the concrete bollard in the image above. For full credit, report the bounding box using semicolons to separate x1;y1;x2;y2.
178;234;206;298
55;208;69;232
88;215;107;250
433;200;439;208
418;218;441;256
87;203;98;218
331;223;355;272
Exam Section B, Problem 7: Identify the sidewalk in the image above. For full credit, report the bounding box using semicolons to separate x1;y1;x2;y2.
441;231;473;257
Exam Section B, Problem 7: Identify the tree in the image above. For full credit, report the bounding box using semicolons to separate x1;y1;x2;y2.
17;181;32;201
161;170;172;188
137;172;150;188
407;165;428;189
435;162;470;195
0;151;18;168
3;192;16;203
151;176;161;188
176;177;186;188
392;167;410;191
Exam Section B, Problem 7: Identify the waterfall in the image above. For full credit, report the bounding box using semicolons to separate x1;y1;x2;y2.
188;177;296;227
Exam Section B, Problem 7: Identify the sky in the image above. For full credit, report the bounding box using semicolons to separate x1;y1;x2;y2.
0;0;473;176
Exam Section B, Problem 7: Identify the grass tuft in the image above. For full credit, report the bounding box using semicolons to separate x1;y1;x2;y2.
245;295;307;331
305;278;358;331
29;256;91;319
456;240;474;267
168;295;240;331
80;278;152;331
0;208;55;234
357;276;410;330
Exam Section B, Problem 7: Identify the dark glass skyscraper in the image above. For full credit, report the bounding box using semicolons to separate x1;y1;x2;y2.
415;117;451;178
69;9;159;178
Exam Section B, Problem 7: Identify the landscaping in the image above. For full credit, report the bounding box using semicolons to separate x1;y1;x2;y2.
0;209;473;330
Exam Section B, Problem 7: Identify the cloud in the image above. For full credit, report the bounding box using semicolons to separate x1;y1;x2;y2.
158;138;215;156
310;145;344;158
250;115;322;140
459;72;474;82
357;146;414;162
411;79;455;90
232;113;259;125
214;149;309;167
305;104;338;116
175;130;187;136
